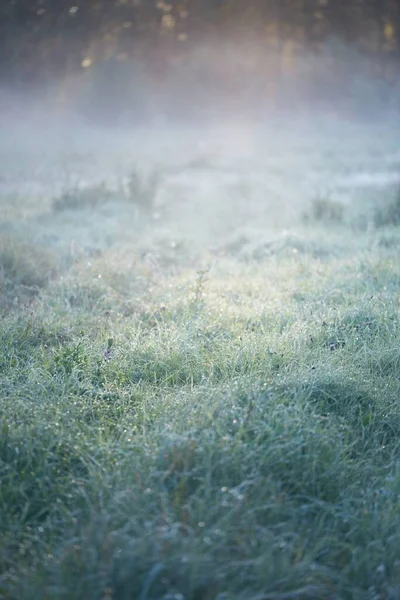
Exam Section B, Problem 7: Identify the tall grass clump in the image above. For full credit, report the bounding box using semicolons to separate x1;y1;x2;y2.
0;236;56;309
373;188;400;227
303;195;345;225
126;167;161;213
52;168;161;216
52;183;116;212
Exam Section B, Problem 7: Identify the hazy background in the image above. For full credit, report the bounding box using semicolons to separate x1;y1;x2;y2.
1;0;400;123
1;0;400;254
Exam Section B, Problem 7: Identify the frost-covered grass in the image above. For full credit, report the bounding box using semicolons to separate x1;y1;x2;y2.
1;120;400;599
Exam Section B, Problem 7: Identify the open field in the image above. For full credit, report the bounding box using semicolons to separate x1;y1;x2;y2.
1;116;400;599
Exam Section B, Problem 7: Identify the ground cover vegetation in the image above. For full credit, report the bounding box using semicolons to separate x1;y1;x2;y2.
1;123;400;599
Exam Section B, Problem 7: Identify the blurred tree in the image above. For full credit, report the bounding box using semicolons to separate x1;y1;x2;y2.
0;0;399;114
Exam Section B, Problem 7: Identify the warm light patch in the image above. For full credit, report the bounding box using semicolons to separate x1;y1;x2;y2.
157;2;172;12
384;22;394;40
161;14;175;29
81;58;93;68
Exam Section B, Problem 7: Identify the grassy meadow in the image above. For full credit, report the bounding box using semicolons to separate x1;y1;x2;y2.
1;118;400;599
